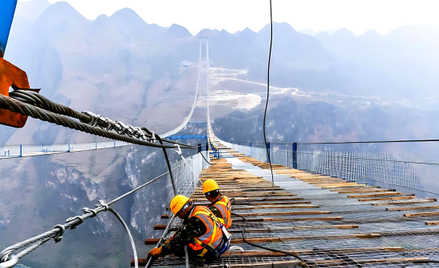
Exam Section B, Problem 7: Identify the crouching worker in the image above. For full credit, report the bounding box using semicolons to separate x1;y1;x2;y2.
203;179;232;229
147;195;231;264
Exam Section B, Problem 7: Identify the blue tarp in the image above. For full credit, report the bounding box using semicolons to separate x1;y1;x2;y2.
0;0;17;56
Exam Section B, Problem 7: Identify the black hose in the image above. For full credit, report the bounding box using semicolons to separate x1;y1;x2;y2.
258;0;275;202
231;211;307;266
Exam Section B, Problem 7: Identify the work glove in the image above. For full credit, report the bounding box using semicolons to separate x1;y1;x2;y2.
147;247;163;258
165;232;177;243
229;197;236;205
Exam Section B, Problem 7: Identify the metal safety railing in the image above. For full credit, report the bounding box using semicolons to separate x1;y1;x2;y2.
0;140;129;159
220;140;439;199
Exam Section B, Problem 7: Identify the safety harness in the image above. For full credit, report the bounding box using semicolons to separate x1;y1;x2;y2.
189;207;231;259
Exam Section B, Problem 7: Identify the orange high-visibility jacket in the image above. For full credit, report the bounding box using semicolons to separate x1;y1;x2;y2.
188;206;223;257
209;195;232;228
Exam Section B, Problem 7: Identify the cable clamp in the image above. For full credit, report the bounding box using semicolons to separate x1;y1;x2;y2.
53;224;65;243
174;144;182;156
149;131;156;143
114;121;128;135
81;111;101;127
66;216;84;230
0;255;19;268
134;127;145;140
126;125;135;137
105;118;116;131
97;199;109;211
96;116;109;128
82;207;97;217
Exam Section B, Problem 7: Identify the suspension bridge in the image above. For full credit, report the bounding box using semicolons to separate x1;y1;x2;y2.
2;2;439;268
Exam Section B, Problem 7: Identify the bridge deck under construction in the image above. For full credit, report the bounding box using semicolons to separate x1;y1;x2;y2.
137;143;439;267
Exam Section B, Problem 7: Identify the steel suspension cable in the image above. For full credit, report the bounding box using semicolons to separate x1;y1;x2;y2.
0;94;195;150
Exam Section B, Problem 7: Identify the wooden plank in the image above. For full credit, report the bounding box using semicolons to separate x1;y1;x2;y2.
233;211;331;217
233;201;311;206
215;260;302;268
230;233;381;244
153;224;167;230
232;204;319;210
331;186;379;191
222;246;404;257
145;238;159;245
193;188;284;193
348;192;402;198
425;221;439;225
387;205;439;211
191;192;296;197
188;201;312;207
233;216;343;222
306;257;430;266
404;211;439;217
191;197;305;202
371;199;436;206
359;196;415;202
229;224;358;233
321;184;367;189
336;189;395;194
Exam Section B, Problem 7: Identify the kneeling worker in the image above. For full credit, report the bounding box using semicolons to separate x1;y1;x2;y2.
147;195;230;264
203;179;232;229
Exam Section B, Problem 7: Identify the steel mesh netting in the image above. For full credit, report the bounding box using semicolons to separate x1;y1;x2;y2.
296;150;439;199
166;152;209;216
296;248;439;268
221;142;439;199
154;143;439;267
154;255;302;267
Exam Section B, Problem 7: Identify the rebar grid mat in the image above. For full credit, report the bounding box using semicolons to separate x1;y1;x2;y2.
145;146;439;267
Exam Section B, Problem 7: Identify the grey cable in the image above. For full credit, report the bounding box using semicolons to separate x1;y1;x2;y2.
184;245;190;268
10;89;192;149
199;151;214;165
107;207;138;268
145;214;176;268
0;94;195;150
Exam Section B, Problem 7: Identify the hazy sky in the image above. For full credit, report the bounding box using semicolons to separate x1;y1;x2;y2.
20;0;439;35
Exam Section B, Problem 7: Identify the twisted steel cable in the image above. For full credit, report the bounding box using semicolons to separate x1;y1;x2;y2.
9;90;91;122
7;90;195;149
0;94;195;149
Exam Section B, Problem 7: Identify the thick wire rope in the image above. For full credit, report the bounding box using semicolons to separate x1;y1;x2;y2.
226;2;308;266
145;214;177;268
0;94;195;149
184;245;190;268
5;90;195;149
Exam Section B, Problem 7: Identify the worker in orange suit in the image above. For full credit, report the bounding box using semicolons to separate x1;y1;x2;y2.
147;195;231;264
203;179;232;229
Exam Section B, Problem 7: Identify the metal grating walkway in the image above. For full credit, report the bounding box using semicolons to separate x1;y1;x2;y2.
136;141;439;267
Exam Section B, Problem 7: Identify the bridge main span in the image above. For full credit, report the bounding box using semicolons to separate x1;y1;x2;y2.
140;136;439;267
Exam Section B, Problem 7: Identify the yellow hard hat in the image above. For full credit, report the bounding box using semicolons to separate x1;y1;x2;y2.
170;195;190;215
203;179;219;194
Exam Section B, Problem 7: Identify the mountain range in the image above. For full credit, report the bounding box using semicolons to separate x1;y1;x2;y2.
2;0;439;267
